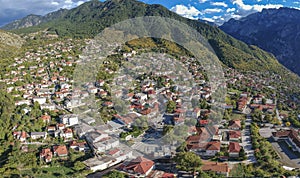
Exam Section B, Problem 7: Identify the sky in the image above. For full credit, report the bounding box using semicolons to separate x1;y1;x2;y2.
0;0;299;27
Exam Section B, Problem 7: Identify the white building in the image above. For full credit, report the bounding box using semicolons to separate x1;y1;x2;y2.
60;114;79;127
33;97;47;105
40;103;56;110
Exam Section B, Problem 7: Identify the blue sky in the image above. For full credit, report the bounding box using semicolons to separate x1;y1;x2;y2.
0;0;299;26
142;0;300;25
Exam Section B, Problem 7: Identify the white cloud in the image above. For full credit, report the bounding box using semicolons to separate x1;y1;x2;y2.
202;8;223;14
77;1;84;6
65;0;73;4
170;5;201;19
202;17;215;22
232;0;253;11
211;2;228;8
199;0;208;3
226;7;236;13
232;0;283;14
51;1;59;6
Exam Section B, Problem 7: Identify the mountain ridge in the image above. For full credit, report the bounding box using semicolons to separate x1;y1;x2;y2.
2;0;299;81
1;8;69;30
220;7;300;76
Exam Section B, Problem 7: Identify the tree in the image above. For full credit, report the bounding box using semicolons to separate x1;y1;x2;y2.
262;98;266;105
73;161;86;171
239;147;247;160
102;170;126;178
166;100;176;113
163;125;174;135
174;152;202;174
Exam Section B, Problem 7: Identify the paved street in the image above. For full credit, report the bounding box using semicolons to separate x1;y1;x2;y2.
241;116;257;164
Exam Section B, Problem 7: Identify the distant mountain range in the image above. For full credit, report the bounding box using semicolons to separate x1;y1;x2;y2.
220;7;300;76
1;9;68;30
1;0;298;81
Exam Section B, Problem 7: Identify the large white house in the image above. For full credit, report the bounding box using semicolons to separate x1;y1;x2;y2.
60;114;79;127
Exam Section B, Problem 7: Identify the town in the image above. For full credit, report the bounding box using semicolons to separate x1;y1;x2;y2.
1;36;300;178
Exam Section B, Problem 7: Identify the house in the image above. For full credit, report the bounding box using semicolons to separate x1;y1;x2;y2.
199;119;209;127
103;101;114;107
95;80;105;87
40;148;53;162
228;142;241;157
237;97;247;111
201;161;230;177
135;93;148;101
140;108;151;115
61;128;73;139
228;120;241;130
85;131;109;144
147;170;175;178
84;156;116;172
30;132;47;140
15;100;31;106
229;130;241;142
88;87;98;94
40;103;56;110
205;141;221;156
32;97;47;105
121;156;155;177
173;116;185;125
92;137;120;152
60;114;78;127
57;123;65;130
13;131;27;142
114;114;133;127
73;123;94;138
70;141;88;152
40;115;51;123
53;145;68;157
97;90;108;98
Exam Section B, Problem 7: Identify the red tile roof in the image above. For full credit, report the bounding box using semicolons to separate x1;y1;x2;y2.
206;141;221;151
202;161;230;174
229;130;241;139
228;120;241;129
229;142;241;153
123;156;154;175
53;145;68;156
40;148;53;162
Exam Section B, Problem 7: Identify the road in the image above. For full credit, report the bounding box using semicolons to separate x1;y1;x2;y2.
241;115;257;164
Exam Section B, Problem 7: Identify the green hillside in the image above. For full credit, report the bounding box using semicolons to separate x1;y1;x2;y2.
9;0;299;82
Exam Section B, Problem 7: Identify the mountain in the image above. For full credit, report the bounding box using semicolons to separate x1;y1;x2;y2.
0;30;24;59
4;0;298;80
198;19;217;27
1;9;68;30
220;7;300;76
